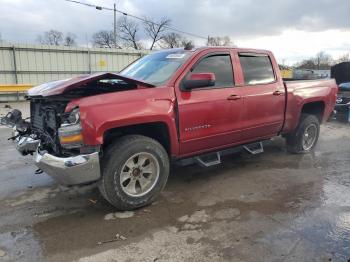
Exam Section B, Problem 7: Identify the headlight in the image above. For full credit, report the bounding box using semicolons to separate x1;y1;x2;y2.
58;108;83;149
62;108;80;126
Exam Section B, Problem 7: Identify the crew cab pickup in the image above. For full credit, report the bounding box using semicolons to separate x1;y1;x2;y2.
1;47;338;210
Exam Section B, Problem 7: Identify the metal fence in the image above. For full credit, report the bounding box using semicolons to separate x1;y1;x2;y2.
0;43;148;85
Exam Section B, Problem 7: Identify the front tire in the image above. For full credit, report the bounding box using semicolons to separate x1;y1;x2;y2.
99;135;169;210
286;114;320;154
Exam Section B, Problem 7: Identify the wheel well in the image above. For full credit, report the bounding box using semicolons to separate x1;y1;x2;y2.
301;101;325;123
103;122;171;154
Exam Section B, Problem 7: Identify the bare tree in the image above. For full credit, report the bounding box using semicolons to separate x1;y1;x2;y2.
296;51;333;70
143;17;171;50
161;32;183;48
118;17;142;50
92;30;120;48
37;30;64;45
182;40;194;50
161;32;195;50
64;33;77;46
314;51;333;70
295;59;317;69
207;36;233;46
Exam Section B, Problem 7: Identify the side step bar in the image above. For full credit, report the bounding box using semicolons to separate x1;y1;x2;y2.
243;142;264;155
195;152;221;167
177;140;267;168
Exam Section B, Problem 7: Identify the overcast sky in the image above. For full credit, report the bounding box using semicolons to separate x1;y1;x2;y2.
1;0;350;65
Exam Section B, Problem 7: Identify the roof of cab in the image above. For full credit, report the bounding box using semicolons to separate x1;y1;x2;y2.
194;46;272;54
154;46;272;55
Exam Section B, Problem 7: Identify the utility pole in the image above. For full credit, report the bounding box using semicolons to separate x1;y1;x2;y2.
113;3;117;48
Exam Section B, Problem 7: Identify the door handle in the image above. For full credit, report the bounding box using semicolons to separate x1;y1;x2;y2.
273;90;284;96
227;94;241;100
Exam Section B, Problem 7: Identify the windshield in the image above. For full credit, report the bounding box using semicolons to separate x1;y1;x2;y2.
120;49;192;86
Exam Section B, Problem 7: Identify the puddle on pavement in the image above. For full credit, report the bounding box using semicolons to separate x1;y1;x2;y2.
25;149;350;260
0;229;43;262
31;170;324;259
32;194;196;258
289;207;350;260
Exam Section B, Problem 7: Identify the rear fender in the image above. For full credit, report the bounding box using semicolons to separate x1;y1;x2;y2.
283;80;336;133
286;98;327;132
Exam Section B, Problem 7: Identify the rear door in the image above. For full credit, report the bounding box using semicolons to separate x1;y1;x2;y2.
236;52;285;140
175;51;244;156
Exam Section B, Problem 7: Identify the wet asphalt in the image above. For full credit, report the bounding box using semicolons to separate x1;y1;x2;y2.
0;103;349;262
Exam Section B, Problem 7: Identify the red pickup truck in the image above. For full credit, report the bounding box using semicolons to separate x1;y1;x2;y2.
2;47;337;210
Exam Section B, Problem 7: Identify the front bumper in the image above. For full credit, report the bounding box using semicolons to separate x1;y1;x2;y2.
14;135;101;186
35;150;101;186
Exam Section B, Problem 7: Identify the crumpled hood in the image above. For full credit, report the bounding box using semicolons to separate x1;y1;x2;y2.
27;72;154;97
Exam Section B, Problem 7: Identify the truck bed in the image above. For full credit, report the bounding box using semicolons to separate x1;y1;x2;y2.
282;78;338;133
284;78;336;88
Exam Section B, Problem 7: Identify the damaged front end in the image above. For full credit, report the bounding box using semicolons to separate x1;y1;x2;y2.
1;73;153;186
29;98;76;156
1;100;101;186
1;98;74;156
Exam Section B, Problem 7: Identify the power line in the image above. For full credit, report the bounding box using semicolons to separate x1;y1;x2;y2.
63;0;208;40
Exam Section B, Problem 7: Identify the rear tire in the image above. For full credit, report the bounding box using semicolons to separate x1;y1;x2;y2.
286;114;320;154
99;135;169;210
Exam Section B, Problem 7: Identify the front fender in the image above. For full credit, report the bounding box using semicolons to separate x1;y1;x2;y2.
67;87;179;156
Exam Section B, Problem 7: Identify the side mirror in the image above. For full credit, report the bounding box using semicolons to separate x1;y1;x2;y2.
182;73;215;90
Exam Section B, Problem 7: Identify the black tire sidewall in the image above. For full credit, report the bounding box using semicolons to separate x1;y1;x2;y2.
287;114;320;153
101;135;169;210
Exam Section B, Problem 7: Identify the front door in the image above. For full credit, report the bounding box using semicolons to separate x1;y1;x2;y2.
175;52;244;156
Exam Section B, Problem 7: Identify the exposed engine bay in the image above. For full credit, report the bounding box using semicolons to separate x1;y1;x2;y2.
2;99;72;156
1;73;151;157
30;98;68;155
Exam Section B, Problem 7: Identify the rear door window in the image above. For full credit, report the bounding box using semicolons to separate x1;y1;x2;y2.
239;54;275;85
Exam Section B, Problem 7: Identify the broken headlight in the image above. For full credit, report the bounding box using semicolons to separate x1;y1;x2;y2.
58;108;83;149
62;107;80;126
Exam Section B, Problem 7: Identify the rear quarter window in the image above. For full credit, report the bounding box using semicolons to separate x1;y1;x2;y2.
239;54;275;85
